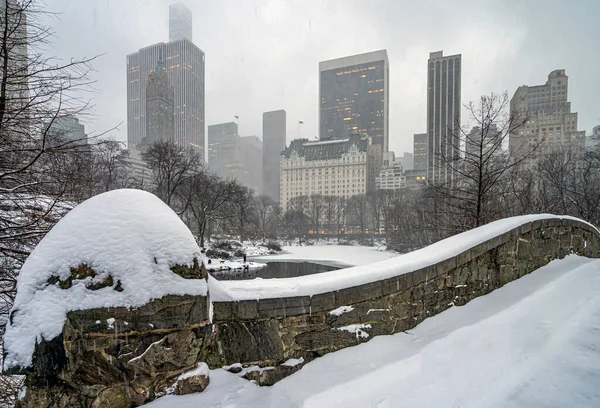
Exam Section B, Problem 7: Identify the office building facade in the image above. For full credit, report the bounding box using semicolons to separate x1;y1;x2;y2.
262;110;287;201
144;59;174;146
127;4;205;160
208;122;262;193
427;51;461;184
509;70;584;158
413;133;427;172
319;50;389;152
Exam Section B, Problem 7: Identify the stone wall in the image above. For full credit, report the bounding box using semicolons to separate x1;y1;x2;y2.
14;217;600;406
211;218;600;383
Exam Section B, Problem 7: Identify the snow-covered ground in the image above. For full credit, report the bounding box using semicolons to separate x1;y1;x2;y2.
253;244;397;267
145;255;600;408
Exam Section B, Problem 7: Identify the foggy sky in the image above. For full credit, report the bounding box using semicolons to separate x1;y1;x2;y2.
44;0;600;156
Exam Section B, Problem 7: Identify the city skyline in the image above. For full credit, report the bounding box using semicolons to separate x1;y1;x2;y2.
43;0;600;157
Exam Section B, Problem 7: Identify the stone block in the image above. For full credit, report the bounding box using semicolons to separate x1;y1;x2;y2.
519;222;533;234
310;292;336;313
257;297;311;318
233;300;259;320
435;257;457;277
212;302;232;321
470;242;488;260
258;305;309;319
382;277;400;296
335;281;383;306
456;250;472;267
411;266;429;285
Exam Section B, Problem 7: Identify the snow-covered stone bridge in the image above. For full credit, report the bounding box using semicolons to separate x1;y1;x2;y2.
4;190;599;407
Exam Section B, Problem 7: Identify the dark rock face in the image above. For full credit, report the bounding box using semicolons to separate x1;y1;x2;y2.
13;218;600;407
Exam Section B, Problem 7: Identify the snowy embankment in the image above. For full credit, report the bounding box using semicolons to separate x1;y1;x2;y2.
145;255;600;408
3;190;206;371
210;214;598;301
253;244;397;267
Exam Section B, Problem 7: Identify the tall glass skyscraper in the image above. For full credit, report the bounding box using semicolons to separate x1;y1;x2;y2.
127;3;205;160
169;2;192;42
426;51;461;184
262;109;286;201
319;50;389;152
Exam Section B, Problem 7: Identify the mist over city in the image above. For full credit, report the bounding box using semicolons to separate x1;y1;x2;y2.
1;1;600;407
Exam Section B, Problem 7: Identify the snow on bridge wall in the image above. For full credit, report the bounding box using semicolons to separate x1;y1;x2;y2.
14;215;600;407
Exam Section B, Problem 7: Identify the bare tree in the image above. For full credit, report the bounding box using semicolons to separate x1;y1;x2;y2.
142;140;200;208
255;194;278;239
347;194;368;235
427;92;533;231
228;184;255;242
333;196;347;235
0;1;106;401
308;194;325;237
178;170;240;247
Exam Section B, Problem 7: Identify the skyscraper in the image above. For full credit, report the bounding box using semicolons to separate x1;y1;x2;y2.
509;70;584;158
208;122;262;193
169;2;192;42
427;51;461;184
144;58;174;146
262;110;286;201
127;4;205;160
319;50;389;152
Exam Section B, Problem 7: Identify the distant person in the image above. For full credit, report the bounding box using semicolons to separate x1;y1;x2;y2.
207;259;211;264
243;253;247;264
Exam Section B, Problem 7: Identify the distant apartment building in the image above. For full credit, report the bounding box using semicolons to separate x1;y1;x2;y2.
376;159;406;191
427;51;461;184
509;70;584;158
280;134;380;211
208;122;262;193
465;124;502;157
413;133;427;172
47;117;87;147
319;50;389;152
262;110;287;201
127;3;205;160
398;152;414;171
143;59;174;146
124;148;154;189
241;135;263;194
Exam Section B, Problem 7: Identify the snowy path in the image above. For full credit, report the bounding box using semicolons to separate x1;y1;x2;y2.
145;255;600;408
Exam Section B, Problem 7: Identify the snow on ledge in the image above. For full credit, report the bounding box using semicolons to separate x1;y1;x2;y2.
329;306;354;316
3;189;206;371
208;215;597;302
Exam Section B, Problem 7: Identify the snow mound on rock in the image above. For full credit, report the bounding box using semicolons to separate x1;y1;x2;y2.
3;189;206;371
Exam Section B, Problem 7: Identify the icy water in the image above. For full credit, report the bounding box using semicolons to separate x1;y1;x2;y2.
211;261;340;281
